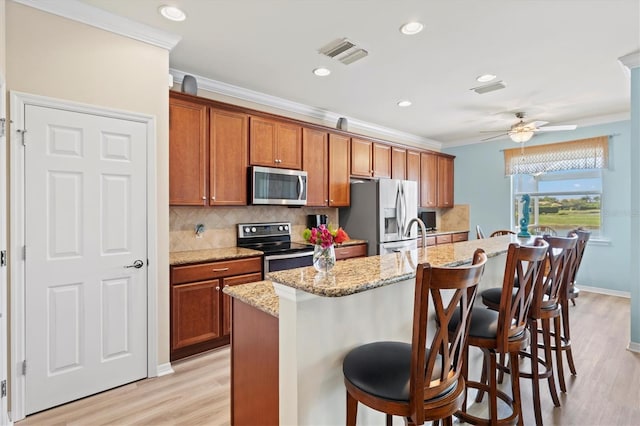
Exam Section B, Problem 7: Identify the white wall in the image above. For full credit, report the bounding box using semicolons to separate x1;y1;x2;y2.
6;2;171;364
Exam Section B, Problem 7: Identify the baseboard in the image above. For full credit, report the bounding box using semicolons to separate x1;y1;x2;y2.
579;285;630;298
627;341;640;353
156;362;175;377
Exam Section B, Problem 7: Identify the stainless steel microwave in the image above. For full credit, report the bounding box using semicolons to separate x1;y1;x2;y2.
251;166;307;206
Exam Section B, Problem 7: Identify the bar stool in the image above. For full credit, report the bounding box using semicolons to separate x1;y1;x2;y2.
449;239;548;426
476;225;486;239
481;234;578;425
555;228;591;391
490;229;516;237
529;225;558;236
342;249;488;426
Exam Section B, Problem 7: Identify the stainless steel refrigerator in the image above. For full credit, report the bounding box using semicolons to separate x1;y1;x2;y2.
339;179;418;256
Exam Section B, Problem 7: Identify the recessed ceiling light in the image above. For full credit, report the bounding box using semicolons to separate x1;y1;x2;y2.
159;5;186;21
397;100;412;107
400;22;424;35
313;67;331;77
476;74;497;83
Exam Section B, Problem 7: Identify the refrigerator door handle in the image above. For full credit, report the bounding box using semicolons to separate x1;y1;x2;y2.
399;182;405;237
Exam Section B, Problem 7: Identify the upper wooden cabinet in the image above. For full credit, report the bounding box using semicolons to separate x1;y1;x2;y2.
350;138;391;178
391;147;407;180
302;127;329;207
169;95;249;206
169;97;208;205
209;109;249;205
421;152;439;208
437;155;454;207
250;117;302;169
420;152;455;208
328;133;350;206
406;150;421;205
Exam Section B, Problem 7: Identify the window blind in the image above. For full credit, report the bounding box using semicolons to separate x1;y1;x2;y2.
503;136;608;176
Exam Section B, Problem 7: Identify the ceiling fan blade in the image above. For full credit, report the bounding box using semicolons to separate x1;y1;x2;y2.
481;132;509;141
527;120;549;128
536;124;577;132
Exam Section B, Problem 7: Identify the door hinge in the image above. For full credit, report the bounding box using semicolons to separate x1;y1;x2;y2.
22;360;26;376
0;118;6;138
1;380;6;398
0;250;6;267
17;129;27;146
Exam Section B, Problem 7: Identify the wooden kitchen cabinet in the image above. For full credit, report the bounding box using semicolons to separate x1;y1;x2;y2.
437;155;454;207
420;152;455;208
391;147;407;180
169;97;208;205
302;127;329;207
328;133;350;206
169;93;248;206
170;256;262;360
407;150;421;203
350;138;391;178
451;232;468;242
421;152;438;208
335;243;368;261
250;116;302;169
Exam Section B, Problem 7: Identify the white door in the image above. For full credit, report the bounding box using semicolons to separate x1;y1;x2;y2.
24;104;148;414
0;74;8;425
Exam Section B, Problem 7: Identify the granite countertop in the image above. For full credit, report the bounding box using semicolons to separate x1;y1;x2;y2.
296;238;368;247
267;235;521;298
222;280;278;318
426;229;469;235
169;247;263;265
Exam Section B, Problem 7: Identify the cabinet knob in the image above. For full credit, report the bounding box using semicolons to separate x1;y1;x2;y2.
211;196;215;200
215;286;220;291
330;199;334;203
201;196;206;200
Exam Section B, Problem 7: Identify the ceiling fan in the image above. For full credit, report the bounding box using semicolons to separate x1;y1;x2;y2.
481;112;577;143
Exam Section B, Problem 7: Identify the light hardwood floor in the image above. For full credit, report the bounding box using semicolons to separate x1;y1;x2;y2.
18;292;640;425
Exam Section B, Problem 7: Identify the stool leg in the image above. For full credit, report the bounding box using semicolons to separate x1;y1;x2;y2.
461;344;470;415
553;315;567;393
530;318;543;426
542;317;560;407
509;351;524;426
561;299;577;375
346;391;358;426
475;350;488;403
488;350;499;425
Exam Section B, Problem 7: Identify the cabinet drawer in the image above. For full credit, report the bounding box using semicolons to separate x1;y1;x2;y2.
452;232;468;243
335;243;367;261
426;236;437;247
171;257;262;284
436;234;452;244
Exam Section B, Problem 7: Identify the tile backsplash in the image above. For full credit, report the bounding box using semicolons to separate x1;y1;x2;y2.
439;204;469;232
170;206;338;252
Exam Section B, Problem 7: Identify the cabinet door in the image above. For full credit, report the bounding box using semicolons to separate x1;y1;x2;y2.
420;152;438;208
171;280;221;350
373;143;391;178
169;97;208;205
406;150;421;205
249;117;277;167
391;147;407;180
222;272;263;337
328;133;350;206
350;137;372;177
437;156;454;207
277;122;302;169
303;127;328;206
210;109;248;205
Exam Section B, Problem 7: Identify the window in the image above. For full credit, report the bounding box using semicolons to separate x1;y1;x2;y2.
512;169;603;237
505;136;608;238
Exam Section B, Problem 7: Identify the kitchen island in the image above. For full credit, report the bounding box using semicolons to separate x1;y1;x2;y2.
225;235;521;425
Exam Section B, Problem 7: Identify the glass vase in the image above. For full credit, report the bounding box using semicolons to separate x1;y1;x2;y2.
313;244;336;273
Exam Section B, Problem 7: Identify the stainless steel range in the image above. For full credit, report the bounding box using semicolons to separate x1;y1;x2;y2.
237;222;314;273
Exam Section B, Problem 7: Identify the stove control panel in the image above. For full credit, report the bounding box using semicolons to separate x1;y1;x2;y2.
237;222;292;239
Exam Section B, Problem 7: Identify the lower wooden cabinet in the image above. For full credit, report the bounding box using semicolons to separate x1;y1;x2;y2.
335;243;368;261
170;256;262;360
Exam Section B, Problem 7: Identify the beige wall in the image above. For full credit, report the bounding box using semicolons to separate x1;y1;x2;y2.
0;0;5;77
7;3;171;364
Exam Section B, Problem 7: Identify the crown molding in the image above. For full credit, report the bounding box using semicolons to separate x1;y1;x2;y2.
619;51;640;70
12;0;181;50
170;68;442;150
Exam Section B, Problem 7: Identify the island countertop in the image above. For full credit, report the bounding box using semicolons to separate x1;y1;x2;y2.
222;280;278;318
267;234;520;297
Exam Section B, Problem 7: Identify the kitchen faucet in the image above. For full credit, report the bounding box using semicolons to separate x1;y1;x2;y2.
405;217;428;248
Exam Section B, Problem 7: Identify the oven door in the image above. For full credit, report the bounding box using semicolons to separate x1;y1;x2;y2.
264;251;314;273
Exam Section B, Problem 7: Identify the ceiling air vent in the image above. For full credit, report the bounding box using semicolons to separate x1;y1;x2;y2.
470;80;507;94
318;38;368;65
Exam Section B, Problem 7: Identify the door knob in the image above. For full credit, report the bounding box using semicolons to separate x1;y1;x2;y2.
124;259;144;269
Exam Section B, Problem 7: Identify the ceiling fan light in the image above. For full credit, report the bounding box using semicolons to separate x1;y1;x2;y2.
158;5;186;21
510;130;534;143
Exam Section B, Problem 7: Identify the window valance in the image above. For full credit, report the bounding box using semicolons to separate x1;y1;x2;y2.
503;136;609;176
